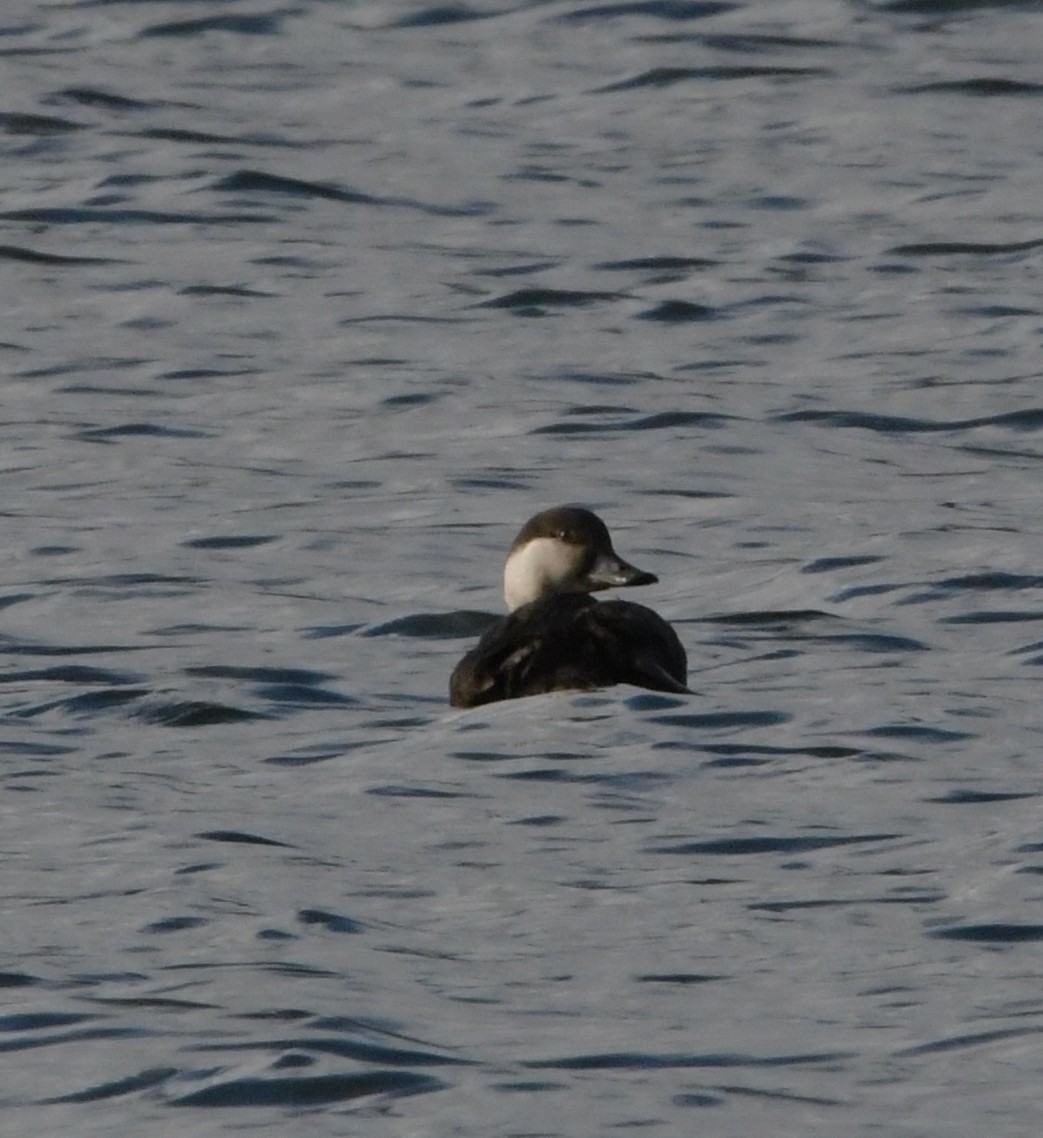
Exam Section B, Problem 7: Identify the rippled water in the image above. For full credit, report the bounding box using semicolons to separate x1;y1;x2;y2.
3;0;1043;1133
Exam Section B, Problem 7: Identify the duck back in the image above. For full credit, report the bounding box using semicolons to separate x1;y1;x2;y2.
449;593;688;709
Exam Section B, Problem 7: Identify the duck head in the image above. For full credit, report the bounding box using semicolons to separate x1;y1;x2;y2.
502;506;658;611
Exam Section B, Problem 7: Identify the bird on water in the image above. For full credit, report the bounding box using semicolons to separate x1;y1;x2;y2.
449;506;688;708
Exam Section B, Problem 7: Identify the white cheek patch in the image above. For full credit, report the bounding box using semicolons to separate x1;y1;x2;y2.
503;538;581;610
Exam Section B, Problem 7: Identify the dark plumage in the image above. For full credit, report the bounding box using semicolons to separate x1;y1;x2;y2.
450;592;688;708
449;506;688;708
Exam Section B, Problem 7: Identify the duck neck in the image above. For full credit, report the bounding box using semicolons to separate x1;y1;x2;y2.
503;538;580;611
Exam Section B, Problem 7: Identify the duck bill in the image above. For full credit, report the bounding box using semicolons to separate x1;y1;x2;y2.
585;552;658;591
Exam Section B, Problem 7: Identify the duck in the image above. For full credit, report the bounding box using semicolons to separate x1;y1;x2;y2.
449;506;688;708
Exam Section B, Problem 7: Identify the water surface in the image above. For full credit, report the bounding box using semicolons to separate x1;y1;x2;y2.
3;0;1043;1134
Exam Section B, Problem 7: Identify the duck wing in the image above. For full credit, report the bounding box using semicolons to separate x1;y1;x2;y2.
588;600;689;694
449;595;601;707
449;595;689;707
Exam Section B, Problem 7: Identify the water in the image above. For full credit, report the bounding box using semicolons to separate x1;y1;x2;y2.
2;0;1043;1133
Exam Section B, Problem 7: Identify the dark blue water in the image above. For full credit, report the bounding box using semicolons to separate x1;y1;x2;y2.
3;0;1043;1133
